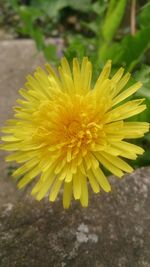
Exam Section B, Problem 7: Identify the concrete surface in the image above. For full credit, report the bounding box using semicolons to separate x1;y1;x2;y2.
0;167;150;267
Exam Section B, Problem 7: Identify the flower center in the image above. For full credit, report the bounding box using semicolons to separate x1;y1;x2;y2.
32;95;105;158
67;120;80;137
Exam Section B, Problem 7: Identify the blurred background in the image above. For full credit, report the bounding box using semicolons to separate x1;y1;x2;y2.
0;0;150;169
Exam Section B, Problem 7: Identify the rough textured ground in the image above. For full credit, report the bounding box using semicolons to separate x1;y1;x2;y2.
0;167;150;267
0;39;150;267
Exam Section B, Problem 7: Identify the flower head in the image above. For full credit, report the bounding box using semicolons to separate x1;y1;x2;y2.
1;58;149;208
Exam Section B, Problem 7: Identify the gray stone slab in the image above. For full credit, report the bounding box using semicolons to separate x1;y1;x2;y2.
0;39;45;125
0;167;150;267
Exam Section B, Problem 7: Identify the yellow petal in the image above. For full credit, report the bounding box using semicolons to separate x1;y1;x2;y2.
101;152;133;173
1;136;20;142
17;166;41;188
73;58;81;94
35;174;55;201
87;169;100;193
112;82;142;106
112;141;144;155
80;175;88;207
104;99;146;123
49;179;63;202
94;60;111;88
92;167;111;192
81;58;92;94
13;158;39;177
63;181;72;209
94;152;124;177
73;172;81;199
61;57;72;77
113;72;131;97
123;122;149;138
111;67;124;84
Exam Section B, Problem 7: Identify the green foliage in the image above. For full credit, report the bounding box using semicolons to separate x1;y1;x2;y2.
31;0;92;15
102;0;127;42
64;35;86;60
98;0;127;62
138;2;150;28
135;65;150;100
31;0;67;18
105;27;150;70
10;0;94;61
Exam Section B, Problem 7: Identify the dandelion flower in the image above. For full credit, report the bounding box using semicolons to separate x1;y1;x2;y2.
1;58;149;208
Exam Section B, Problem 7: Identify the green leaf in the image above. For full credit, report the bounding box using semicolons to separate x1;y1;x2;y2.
104;27;150;70
64;35;86;62
100;42;123;63
81;21;98;34
43;44;57;61
120;27;150;70
31;0;92;18
106;0;117;18
19;6;42;23
135;65;150;99
138;3;150;28
32;29;45;51
67;0;92;11
15;5;42;35
91;1;107;15
102;0;127;42
133;149;150;167
31;0;67;18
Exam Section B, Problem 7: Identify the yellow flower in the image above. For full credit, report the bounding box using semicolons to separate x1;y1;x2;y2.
1;58;149;208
